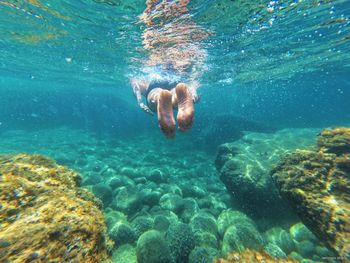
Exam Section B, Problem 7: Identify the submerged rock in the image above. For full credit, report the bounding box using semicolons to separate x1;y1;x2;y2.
221;223;264;256
189;246;218;263
166;222;195;263
215;129;316;218
271;128;350;258
0;153;112;262
136;230;172;263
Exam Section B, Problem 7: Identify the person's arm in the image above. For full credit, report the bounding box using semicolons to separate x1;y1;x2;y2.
131;79;153;115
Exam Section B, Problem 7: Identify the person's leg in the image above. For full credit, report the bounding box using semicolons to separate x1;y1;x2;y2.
174;83;194;132
147;88;176;138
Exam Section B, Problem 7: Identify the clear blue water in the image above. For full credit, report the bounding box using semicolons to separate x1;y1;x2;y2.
0;0;350;262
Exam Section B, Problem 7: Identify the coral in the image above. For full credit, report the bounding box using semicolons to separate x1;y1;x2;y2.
166;222;195;263
136;230;172;263
0;153;112;262
214;249;298;263
271;127;350;259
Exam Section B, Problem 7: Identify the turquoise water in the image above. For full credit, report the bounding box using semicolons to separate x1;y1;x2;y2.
1;0;350;262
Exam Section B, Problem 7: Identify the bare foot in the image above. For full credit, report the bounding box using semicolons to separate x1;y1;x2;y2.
158;90;176;138
175;83;194;132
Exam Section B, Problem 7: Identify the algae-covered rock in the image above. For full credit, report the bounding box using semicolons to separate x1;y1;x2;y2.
217;210;255;237
189;246;218;263
271;127;350;259
112;244;137;263
109;222;136;246
221;224;264;255
131;216;154;239
0;153;112;262
214;249;298;263
166;222;195;263
264;227;295;255
136;230;172;263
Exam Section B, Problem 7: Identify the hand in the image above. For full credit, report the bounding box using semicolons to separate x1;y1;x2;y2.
139;102;154;115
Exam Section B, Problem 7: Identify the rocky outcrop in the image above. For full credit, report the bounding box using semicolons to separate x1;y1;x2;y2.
271;128;350;259
0;153;112;262
215;129;316;218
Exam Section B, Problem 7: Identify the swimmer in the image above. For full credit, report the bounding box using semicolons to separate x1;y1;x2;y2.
130;78;199;138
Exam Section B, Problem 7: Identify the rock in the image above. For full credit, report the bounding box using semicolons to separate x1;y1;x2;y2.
197;198;212;209
0;154;111;262
147;169;166;183
109;175;135;190
289;251;303;262
217;210;255;237
315;245;335;258
181;198;200;223
214;249;298;263
317;127;350;154
194;232;218;249
264;243;287;258
120;167;139;179
159;193;184;214
264;227;295;255
215;129;316;218
271;128;350;258
161;184;183;196
139;189;161;208
131;216;154;239
112;186;141;215
92;183;113;207
189;246;218;263
82;172;103;186
109;222;136;246
112;244;137;263
136;230;172;263
295;240;315;258
104;209;127;230
134;177;147;184
189;213;218;237
289;223;316;243
166;222;195;263
221;223;265;255
181;184;206;198
153;215;171;233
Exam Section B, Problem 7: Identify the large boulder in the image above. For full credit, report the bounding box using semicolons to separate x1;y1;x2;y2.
0;154;112;262
166;222;195;263
136;230;172;263
271;128;350;258
215;129;316;218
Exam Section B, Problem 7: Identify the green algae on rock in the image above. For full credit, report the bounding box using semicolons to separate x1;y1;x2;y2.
0;153;112;263
215;129;317;219
271;128;350;259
